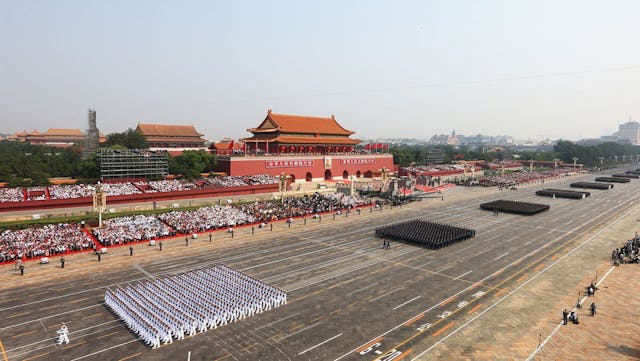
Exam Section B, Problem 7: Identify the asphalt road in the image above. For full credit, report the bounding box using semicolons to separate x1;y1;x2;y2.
0;170;638;361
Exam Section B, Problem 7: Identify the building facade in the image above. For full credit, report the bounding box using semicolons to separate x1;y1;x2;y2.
241;110;360;155
618;121;640;145
135;123;207;154
217;110;394;181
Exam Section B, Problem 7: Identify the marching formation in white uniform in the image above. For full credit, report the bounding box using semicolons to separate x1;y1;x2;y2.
104;265;286;348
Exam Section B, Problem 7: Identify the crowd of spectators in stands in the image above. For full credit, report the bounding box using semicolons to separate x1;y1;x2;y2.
49;184;94;199
0;223;94;263
93;215;176;246
158;206;256;233
26;187;47;201
0;175;280;204
0;188;23;202
479;170;560;187
1;192;378;263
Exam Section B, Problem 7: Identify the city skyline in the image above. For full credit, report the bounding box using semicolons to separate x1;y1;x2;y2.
1;1;640;141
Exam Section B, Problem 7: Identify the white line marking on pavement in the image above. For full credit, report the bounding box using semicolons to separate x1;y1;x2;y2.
453;270;472;280
393;296;421;310
494;252;509;260
133;263;154;279
277;322;321;342
70;340;138;361
298;333;343;356
525;265;616;361
255;312;300;330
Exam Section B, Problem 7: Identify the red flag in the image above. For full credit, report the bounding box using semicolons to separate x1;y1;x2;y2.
228;140;234;150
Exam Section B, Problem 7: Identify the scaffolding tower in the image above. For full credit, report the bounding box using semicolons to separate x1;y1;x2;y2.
98;149;168;179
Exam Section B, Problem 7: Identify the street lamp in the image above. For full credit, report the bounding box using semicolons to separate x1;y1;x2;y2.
572;157;579;171
92;182;106;228
463;161;467;180
614;155;619;163
599;156;605;168
553;158;559;174
529;159;534;172
278;172;291;204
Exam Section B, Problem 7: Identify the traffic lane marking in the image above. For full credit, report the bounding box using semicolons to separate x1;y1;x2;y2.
403;314;424;327
10;329;38;338
432;323;454;337
466;303;483;315
355;336;383;354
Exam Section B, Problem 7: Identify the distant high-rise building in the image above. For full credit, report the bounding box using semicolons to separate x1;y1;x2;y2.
618;121;640;145
84;108;100;157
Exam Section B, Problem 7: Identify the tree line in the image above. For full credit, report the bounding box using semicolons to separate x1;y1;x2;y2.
0;129;216;186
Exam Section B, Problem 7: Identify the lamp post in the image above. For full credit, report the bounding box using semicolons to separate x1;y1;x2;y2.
599;156;605;169
553;158;559;174
529;159;534;172
463;161;467;181
501;160;505;174
614;155;619;163
278;172;291;204
92;182;106;228
572;157;579;171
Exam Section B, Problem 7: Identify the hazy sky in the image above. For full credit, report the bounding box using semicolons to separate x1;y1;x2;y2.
1;1;639;141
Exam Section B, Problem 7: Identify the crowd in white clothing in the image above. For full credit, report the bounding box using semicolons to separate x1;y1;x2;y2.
0;175;280;204
92;215;176;246
158;206;256;233
104;265;286;348
0;223;94;263
0;188;23;202
49;184;94;199
0;192;371;263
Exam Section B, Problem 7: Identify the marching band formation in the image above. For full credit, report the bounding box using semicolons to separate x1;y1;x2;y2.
104;265;286;348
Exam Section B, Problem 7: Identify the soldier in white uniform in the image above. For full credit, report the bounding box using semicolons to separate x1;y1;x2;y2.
56;323;69;345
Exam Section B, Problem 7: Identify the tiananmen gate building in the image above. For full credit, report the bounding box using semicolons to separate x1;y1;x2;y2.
216;110;394;182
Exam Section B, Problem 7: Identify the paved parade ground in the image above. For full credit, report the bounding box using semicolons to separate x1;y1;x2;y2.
1;171;639;361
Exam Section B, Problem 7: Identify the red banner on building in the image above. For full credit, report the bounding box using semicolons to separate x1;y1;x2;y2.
340;158;376;165
265;160;315;168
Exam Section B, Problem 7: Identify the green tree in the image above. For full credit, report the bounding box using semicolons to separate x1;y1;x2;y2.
105;128;148;149
169;150;216;179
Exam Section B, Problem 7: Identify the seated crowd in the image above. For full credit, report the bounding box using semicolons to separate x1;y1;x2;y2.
0;188;24;202
1;192;372;263
0;223;94;263
479;170;560;187
93;215;176;246
0;175;279;204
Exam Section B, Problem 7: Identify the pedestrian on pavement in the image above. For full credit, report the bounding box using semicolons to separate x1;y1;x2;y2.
209;233;212;242
60;256;65;269
159;241;163;251
19;264;24;276
129;246;133;256
185;237;189;246
590;302;596;317
562;309;568;325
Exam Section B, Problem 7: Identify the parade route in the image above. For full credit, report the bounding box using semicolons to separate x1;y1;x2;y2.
0;171;638;360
